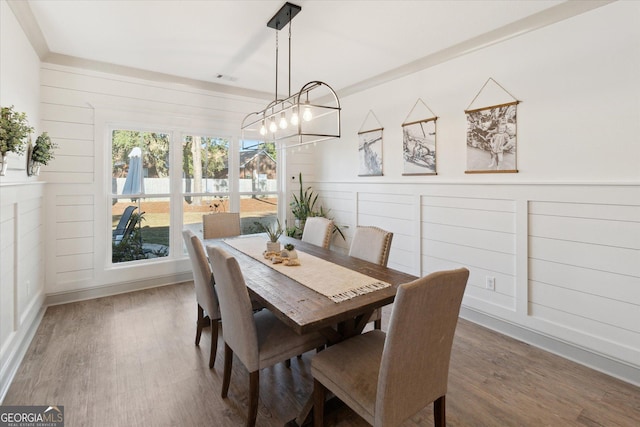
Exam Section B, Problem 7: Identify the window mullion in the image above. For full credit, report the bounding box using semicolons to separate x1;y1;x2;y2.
228;136;240;212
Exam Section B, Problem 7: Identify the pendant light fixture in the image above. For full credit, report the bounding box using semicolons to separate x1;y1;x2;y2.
241;2;341;148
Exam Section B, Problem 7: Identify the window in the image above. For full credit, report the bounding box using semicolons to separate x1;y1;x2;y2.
238;141;278;234
111;130;171;263
182;135;231;237
109;128;280;264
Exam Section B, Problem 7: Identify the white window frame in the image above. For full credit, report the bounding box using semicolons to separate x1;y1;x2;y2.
95;107;282;282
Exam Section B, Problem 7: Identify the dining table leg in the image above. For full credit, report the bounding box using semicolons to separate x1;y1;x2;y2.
285;396;315;426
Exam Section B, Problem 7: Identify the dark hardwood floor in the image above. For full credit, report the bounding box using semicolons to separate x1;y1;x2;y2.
3;282;639;426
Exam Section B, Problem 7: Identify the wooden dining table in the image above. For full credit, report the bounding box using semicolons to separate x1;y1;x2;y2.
202;234;418;426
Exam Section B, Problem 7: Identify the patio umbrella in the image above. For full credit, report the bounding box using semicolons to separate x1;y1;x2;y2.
122;147;144;196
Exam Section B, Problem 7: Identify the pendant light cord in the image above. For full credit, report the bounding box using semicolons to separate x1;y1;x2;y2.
288;9;292;97
275;30;279;101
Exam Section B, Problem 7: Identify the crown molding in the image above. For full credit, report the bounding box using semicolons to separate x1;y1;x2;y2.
6;0;48;58
8;0;615;100
337;0;615;98
42;52;273;101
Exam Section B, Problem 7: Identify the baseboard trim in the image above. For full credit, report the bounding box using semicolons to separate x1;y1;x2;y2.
45;272;193;306
0;293;46;404
460;306;640;388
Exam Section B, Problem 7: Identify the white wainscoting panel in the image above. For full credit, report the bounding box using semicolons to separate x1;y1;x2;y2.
356;191;416;273
528;200;640;368
0;183;47;402
304;181;639;385
422;195;517;312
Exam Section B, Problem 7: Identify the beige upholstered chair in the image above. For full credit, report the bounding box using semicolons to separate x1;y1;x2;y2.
312;268;469;427
301;217;334;249
349;226;393;267
182;229;220;369
207;246;327;427
348;226;394;329
202;212;241;239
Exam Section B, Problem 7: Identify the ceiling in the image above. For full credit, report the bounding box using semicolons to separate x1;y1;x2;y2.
18;1;601;98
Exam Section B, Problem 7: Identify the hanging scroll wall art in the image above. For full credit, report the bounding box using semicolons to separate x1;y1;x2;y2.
358;110;384;176
465;78;520;173
402;99;438;175
358;128;383;176
402;119;437;175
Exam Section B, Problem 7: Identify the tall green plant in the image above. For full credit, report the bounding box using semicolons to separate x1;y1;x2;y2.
290;172;318;221
288;173;345;241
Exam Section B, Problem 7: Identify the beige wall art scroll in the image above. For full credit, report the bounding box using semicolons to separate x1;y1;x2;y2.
465;78;520;173
402;99;438;175
358;110;384;176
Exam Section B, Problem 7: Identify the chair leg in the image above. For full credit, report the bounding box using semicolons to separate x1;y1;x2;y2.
313;378;326;427
434;395;446;427
209;319;219;369
374;318;382;330
222;343;233;398
195;304;204;345
247;370;260;427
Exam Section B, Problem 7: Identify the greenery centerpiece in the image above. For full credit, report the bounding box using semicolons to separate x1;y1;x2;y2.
258;218;283;252
0;105;33;175
29;131;58;175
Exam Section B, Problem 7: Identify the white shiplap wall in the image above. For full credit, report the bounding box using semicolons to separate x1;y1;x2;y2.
0;0;46;401
421;194;517;312
304;180;640;385
299;1;640;385
39;63;267;295
528;200;640;367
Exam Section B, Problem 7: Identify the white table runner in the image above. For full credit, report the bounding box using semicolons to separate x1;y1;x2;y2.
224;236;390;303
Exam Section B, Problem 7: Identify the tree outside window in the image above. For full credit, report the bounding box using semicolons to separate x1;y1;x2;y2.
111;130;170;263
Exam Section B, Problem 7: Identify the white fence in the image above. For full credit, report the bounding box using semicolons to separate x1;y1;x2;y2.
114;178;277;195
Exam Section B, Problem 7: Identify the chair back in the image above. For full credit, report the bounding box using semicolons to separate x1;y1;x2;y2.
203;212;241;239
375;268;469;427
207;246;260;371
301;217;334;249
113;205;137;237
182;230;219;320
348;226;393;267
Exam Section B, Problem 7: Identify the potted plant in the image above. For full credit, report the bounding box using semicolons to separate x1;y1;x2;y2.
281;242;298;260
288;173;345;241
290;172;318;229
258;218;283;252
29;131;58;176
0;105;33;175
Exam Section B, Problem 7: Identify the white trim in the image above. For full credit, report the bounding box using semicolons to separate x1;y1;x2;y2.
45;273;193;307
306;179;640;187
0;291;45;404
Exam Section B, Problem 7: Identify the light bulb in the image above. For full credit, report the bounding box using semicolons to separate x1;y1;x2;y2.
259;120;266;136
269;119;278;133
303;104;313;122
290;107;299;125
279;112;288;129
